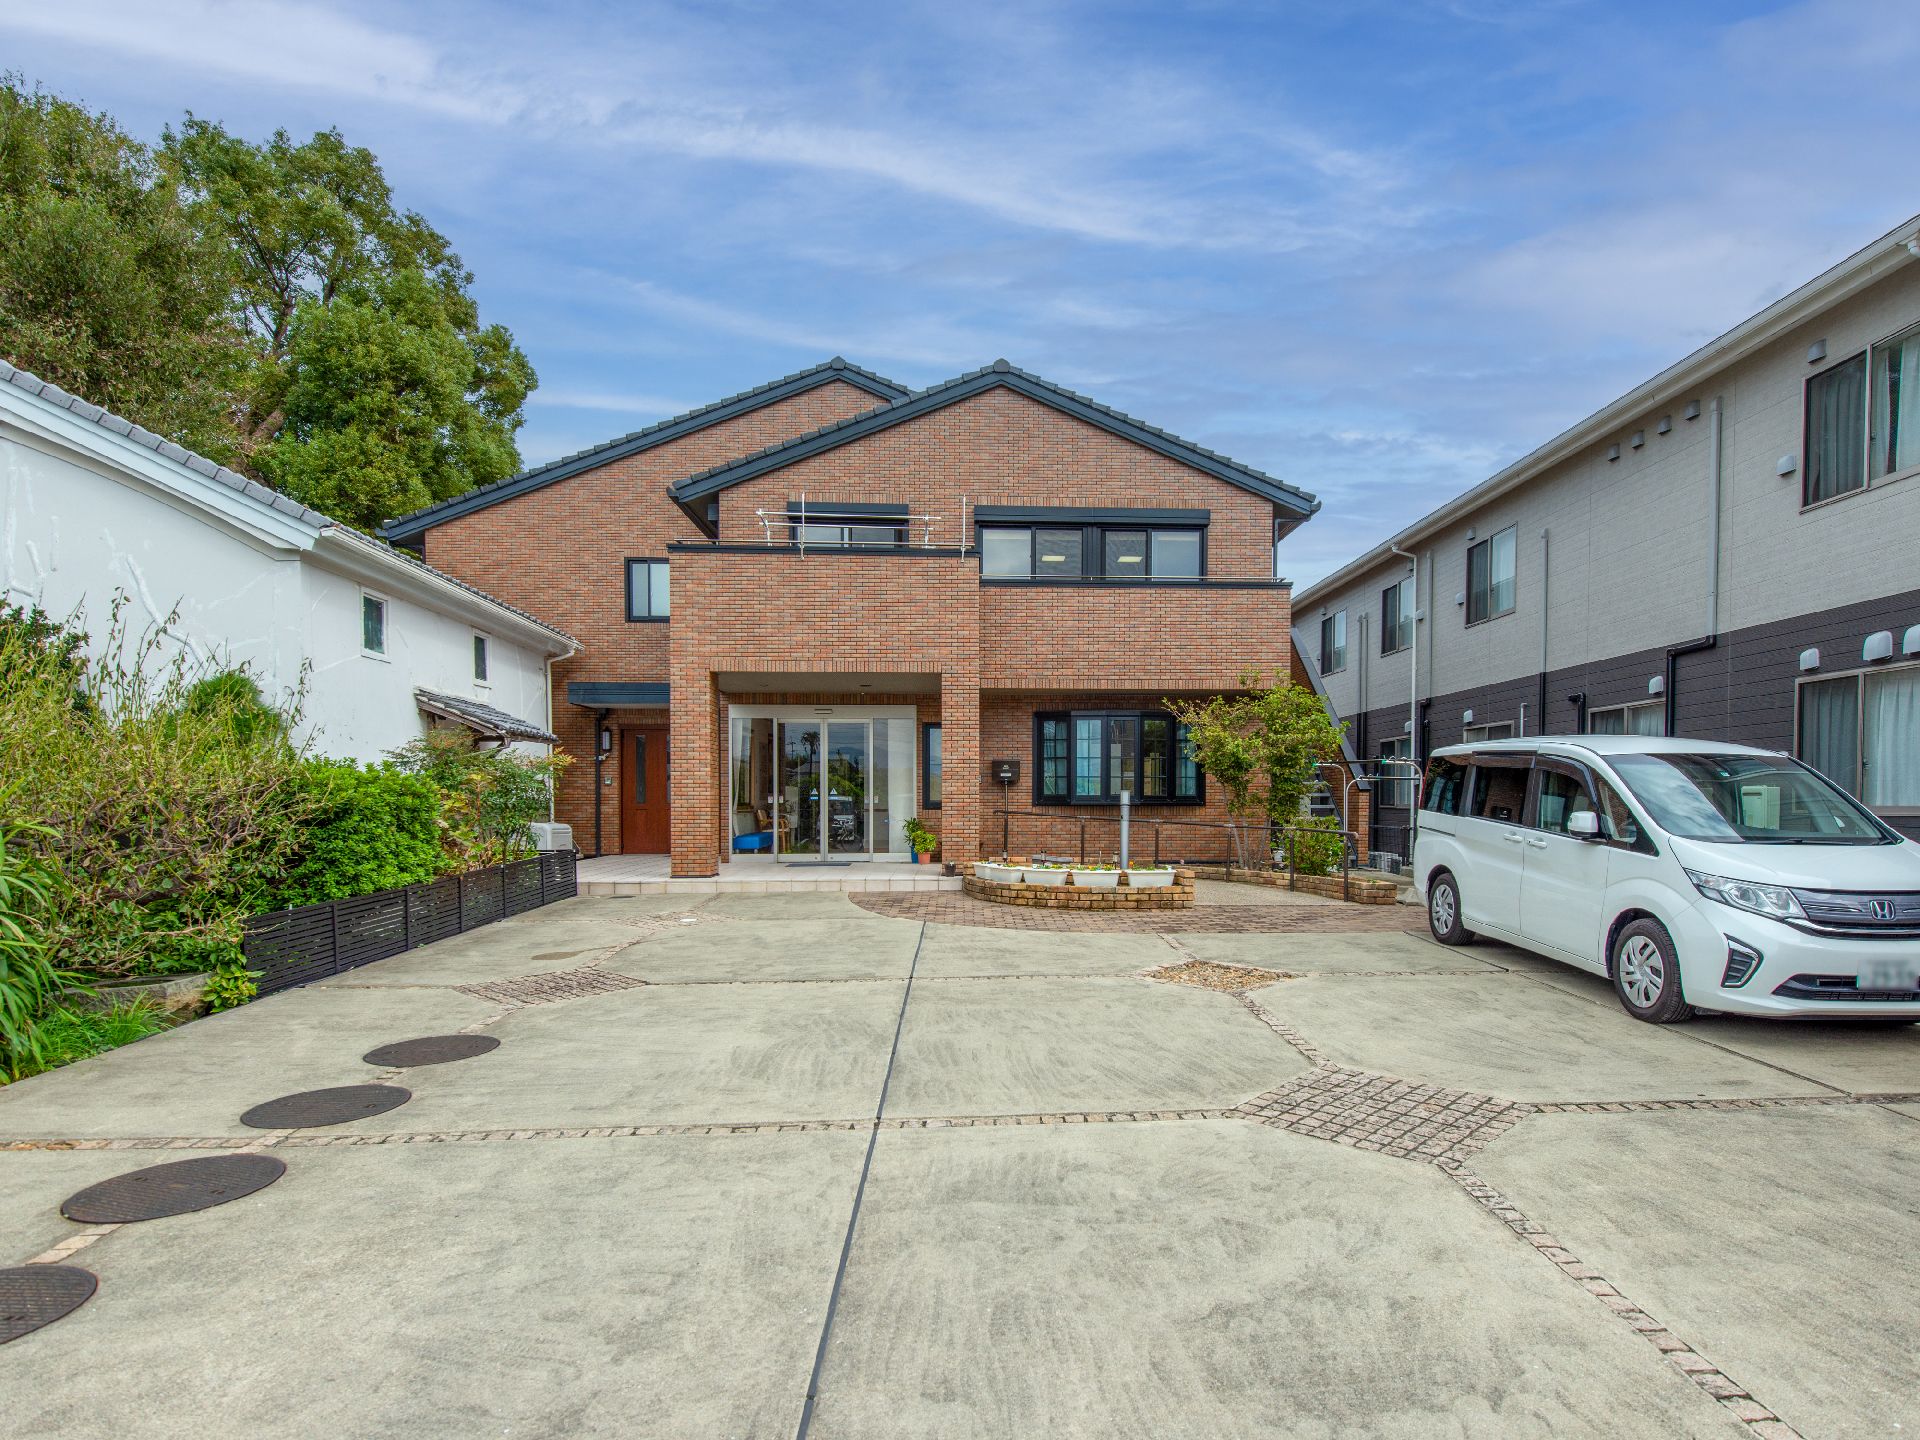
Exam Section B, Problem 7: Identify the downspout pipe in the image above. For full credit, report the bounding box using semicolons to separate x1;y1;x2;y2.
1666;397;1726;738
592;707;610;856
1388;545;1418;765
1537;528;1550;735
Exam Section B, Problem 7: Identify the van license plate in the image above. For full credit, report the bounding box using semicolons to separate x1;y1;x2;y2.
1856;960;1916;993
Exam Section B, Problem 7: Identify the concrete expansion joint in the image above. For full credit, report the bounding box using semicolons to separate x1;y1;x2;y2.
1525;1091;1920;1115
1438;1160;1806;1439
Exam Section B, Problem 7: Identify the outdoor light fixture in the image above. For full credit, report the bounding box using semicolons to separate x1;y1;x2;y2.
598;726;613;754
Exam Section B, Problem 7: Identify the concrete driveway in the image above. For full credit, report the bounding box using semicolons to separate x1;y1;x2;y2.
2;892;1916;1438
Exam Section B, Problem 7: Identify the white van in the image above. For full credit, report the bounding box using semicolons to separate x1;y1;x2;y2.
1411;737;1920;1023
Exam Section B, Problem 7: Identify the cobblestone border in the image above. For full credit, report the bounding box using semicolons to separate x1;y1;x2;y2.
1527;1092;1920;1113
1439;1159;1804;1438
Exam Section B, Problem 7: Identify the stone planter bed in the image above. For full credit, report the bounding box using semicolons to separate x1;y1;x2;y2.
961;861;1195;910
1184;863;1400;905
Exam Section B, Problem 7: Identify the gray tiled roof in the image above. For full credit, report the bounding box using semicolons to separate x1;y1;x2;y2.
0;358;333;527
381;356;910;540
413;688;558;743
668;359;1320;515
0;356;576;647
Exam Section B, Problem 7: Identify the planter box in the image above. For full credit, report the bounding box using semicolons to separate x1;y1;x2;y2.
974;862;1065;886
972;862;1178;890
1123;868;1176;888
68;972;209;1018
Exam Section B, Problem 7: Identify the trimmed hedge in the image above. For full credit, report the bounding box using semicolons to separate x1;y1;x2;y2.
265;762;445;909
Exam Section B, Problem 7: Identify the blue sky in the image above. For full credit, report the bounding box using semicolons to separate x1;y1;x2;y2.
5;0;1916;583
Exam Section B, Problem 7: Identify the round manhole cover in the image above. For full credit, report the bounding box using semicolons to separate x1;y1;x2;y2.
362;1034;500;1068
0;1266;97;1344
60;1153;287;1225
240;1084;411;1130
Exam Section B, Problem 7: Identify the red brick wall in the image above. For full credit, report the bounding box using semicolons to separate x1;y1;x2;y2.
714;387;1280;579
667;549;980;874
980;585;1292;691
417;379;886;845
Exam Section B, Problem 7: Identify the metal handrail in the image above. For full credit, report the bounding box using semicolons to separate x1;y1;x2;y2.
754;492;972;551
987;808;1363;901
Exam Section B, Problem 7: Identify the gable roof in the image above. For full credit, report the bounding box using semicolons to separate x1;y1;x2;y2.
0;356;576;653
666;360;1320;521
381;356;909;544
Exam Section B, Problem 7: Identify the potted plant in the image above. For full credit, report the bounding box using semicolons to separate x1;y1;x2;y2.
903;817;939;864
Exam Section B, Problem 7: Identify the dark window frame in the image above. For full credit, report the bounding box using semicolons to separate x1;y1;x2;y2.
625;557;670;622
786;504;911;547
1319;610;1347;675
1465;524;1517;626
1803;348;1868;508
472;633;490;684
978;523;1208;581
922;722;943;809
1031;709;1203;806
1380;577;1413;654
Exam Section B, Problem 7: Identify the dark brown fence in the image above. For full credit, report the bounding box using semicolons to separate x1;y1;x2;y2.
243;851;578;996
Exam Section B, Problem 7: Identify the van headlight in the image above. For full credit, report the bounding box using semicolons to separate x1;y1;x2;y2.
1684;870;1806;921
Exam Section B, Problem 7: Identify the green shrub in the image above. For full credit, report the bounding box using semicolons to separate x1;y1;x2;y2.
0;811;79;1079
5;1000;167;1081
202;966;258;1012
0;598;313;980
266;761;445;909
385;729;567;867
1277;815;1347;877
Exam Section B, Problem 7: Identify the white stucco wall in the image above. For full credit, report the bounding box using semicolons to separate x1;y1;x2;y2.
1;409;558;764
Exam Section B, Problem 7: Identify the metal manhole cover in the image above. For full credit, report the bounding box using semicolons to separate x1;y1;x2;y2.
362;1034;500;1068
0;1266;97;1344
61;1153;287;1224
240;1084;411;1130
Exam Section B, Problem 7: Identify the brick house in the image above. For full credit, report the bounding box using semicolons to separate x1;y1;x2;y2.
386;357;1355;876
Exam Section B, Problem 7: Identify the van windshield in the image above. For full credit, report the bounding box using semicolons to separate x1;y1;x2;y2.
1608;753;1890;844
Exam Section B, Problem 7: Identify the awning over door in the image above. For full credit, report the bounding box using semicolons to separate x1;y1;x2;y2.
414;688;558;743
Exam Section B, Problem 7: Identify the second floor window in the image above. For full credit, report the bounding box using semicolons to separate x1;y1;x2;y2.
626;559;670;620
981;524;1204;580
1806;319;1920;506
1381;577;1413;654
472;634;489;683
1466;526;1517;624
1319;610;1347;674
789;507;909;545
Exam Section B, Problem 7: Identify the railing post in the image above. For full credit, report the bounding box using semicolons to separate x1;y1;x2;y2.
1003;809;1009;859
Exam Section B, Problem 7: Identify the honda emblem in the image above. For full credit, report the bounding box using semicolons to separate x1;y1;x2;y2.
1868;899;1896;921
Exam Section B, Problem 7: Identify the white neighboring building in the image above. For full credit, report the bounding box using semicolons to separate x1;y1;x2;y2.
0;360;577;762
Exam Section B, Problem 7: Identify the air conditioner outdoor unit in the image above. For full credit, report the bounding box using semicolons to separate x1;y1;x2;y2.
529;822;574;852
1370;851;1403;873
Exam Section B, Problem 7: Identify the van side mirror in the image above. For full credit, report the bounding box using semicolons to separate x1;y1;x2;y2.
1568;811;1602;840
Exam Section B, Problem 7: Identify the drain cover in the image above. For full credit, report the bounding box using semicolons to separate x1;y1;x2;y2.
240;1084;411;1130
60;1153;287;1224
0;1266;97;1344
362;1034;500;1068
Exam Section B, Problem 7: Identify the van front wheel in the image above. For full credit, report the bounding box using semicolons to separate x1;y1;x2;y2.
1427;872;1474;946
1611;919;1694;1024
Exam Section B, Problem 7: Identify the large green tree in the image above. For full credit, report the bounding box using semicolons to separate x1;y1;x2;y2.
164;119;535;528
0;79;240;459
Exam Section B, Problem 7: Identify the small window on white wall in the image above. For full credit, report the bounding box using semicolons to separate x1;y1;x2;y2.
361;592;388;656
473;634;490;684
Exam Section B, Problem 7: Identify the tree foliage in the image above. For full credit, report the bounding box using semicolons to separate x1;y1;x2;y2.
165;118;536;527
0;79;534;534
386;729;568;868
0;78;240;459
1167;670;1348;838
267;761;446;909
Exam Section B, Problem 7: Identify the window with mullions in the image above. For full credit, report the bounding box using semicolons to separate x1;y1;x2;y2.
788;510;909;546
1319;610;1347;674
626;559;669;620
1466;525;1516;624
1798;664;1920;813
980;525;1204;579
1805;320;1920;506
1381;577;1413;654
1034;711;1202;804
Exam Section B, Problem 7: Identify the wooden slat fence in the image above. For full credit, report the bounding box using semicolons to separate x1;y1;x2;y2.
243;851;579;996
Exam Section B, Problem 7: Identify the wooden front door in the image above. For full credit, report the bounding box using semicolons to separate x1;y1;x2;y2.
620;726;671;853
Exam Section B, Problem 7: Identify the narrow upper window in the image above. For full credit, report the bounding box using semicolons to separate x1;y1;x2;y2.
978;523;1205;580
472;634;490;683
1466;526;1517;624
626;559;670;620
923;723;943;808
361;592;387;656
1588;701;1663;736
1319;610;1348;675
1871;320;1920;482
1805;351;1867;505
1380;578;1413;654
1461;721;1514;742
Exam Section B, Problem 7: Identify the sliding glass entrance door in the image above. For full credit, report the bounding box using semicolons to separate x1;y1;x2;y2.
743;708;915;861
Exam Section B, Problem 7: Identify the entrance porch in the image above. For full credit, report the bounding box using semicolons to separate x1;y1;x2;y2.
577;853;959;896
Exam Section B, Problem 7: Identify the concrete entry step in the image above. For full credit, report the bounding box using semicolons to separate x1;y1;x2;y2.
577;853;962;897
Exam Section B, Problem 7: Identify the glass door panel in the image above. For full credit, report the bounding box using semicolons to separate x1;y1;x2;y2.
826;721;869;856
778;720;821;857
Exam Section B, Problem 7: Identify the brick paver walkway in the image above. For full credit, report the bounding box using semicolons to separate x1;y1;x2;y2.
851;889;1417;932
